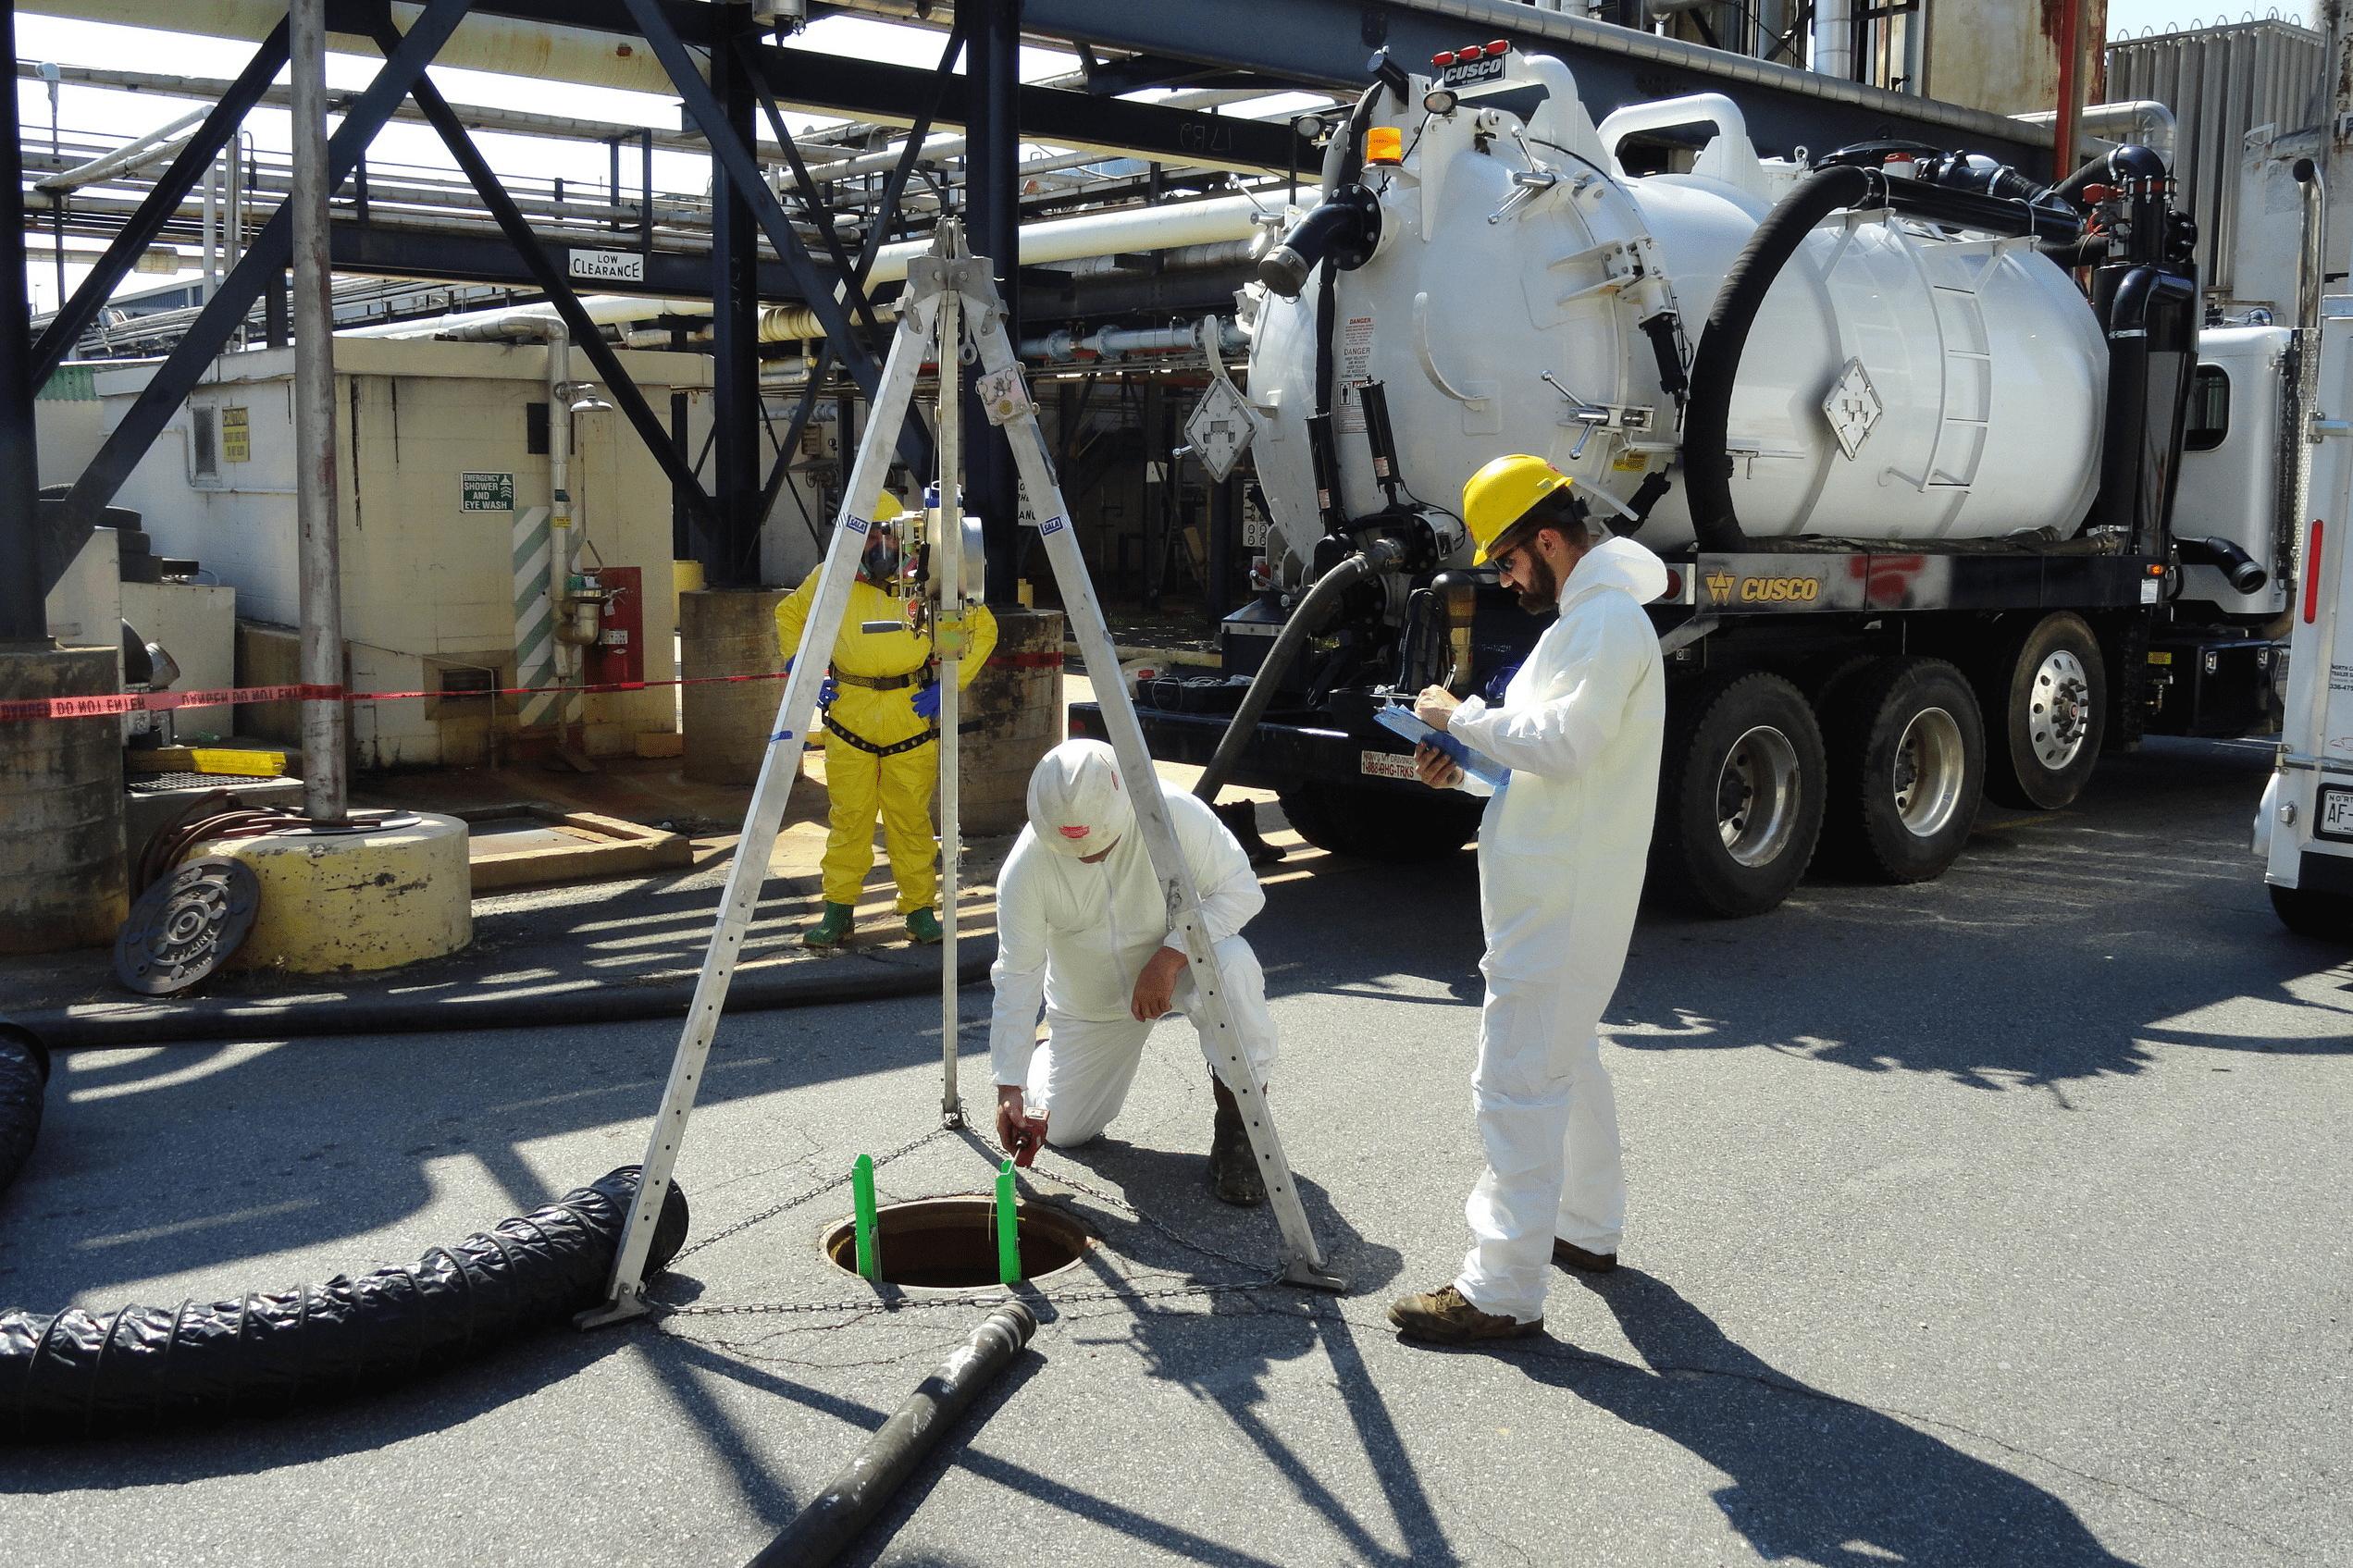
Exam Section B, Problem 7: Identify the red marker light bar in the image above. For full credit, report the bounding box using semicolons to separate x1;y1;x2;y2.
2306;518;2324;624
1489;39;1511;53
1431;50;1455;66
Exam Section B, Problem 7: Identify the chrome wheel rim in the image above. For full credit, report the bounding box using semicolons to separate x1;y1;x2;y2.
2028;650;2091;772
1716;725;1801;869
1892;707;1967;838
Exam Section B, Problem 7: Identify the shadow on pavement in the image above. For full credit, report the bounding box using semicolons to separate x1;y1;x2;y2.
1512;1269;2145;1567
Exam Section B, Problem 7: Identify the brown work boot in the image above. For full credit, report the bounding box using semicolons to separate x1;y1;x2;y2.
1386;1284;1542;1344
1206;1078;1266;1206
1553;1239;1618;1274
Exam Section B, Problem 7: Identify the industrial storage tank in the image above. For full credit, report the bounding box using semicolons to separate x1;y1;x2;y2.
1243;51;2112;574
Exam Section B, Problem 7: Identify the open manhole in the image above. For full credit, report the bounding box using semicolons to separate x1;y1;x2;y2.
822;1195;1092;1288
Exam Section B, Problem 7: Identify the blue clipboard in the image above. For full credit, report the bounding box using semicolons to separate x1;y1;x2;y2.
1372;704;1509;796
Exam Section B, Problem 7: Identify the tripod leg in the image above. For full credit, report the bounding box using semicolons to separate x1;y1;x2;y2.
580;294;944;1327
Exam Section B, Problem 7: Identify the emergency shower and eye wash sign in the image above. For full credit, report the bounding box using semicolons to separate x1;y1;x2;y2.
461;472;515;512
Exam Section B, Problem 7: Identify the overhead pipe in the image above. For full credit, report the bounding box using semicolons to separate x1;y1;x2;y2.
348;196;1277;343
2012;100;2178;165
33;105;207;192
25;1;688;96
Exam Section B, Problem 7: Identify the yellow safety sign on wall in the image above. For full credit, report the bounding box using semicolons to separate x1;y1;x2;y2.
220;406;250;463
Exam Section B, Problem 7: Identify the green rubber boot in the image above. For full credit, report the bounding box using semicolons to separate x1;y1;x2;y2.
801;902;855;949
904;907;944;945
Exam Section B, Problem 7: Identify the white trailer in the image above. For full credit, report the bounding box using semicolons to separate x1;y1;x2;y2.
2259;298;2353;936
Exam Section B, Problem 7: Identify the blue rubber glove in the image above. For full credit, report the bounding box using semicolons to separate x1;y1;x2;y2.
911;681;943;720
819;675;838;706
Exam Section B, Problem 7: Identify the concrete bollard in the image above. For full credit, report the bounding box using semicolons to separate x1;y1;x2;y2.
960;607;1065;836
0;647;128;953
679;588;793;786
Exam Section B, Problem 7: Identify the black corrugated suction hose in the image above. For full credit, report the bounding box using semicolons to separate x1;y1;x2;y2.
0;1023;48;1200
0;1164;687;1440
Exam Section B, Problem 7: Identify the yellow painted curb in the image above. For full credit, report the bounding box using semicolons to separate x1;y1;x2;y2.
200;812;472;973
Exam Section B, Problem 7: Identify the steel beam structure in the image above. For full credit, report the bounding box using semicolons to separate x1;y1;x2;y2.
0;0;44;641
963;0;1023;602
324;224;811;300
737;44;1305;173
706;6;763;585
378;23;723;543
29;19;289;390
622;0;939;584
54;0;479;538
1016;0;2051;172
758;19;968;535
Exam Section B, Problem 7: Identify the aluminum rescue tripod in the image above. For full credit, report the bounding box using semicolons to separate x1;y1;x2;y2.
581;226;1344;1327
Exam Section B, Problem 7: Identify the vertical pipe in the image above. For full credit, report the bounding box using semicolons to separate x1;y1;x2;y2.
962;0;1022;603
709;3;762;586
1812;0;1851;80
670;322;691;563
547;333;580;749
2053;0;2087;179
291;0;347;821
994;1159;1020;1283
0;0;45;643
936;274;964;1126
1207;474;1236;623
851;1154;879;1280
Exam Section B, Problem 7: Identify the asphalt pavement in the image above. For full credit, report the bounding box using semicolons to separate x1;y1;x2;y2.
1;735;2345;1567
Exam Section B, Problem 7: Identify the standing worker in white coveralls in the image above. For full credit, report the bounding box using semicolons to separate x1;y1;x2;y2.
990;739;1280;1205
1388;453;1667;1343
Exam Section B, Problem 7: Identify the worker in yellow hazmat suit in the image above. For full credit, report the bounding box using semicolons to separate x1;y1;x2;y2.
774;496;998;947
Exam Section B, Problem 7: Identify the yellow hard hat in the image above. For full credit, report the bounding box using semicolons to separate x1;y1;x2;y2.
872;490;908;524
1462;454;1572;564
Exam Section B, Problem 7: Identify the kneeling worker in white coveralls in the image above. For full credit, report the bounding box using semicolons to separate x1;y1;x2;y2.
991;739;1278;1205
1388;453;1667;1343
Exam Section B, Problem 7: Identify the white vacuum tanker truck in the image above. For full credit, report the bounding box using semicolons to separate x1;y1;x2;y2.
1073;43;2301;917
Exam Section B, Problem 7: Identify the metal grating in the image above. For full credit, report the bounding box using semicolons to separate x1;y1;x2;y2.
2106;19;2325;295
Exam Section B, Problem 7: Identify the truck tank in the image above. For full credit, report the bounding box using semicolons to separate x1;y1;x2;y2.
1244;54;2111;574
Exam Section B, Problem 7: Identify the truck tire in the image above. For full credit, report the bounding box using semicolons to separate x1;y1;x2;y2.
1823;657;1985;883
1275;783;1481;863
1977;612;2105;810
2270;883;2352;942
1651;673;1827;918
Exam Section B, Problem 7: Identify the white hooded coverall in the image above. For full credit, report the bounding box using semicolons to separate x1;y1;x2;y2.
1444;535;1667;1322
990;740;1280;1144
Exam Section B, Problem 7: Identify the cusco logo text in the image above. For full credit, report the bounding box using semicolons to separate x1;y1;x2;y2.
1733;575;1822;604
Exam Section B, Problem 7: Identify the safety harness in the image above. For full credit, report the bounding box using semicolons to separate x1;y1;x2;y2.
816;661;978;757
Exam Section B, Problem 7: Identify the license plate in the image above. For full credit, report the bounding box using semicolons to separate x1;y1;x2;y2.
2322;785;2353;841
1359;749;1417;782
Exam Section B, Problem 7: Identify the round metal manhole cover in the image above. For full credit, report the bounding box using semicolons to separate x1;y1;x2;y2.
114;857;261;995
822;1195;1093;1289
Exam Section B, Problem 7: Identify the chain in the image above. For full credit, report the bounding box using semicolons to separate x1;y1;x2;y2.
652;1124;952;1278
647;1128;1286;1322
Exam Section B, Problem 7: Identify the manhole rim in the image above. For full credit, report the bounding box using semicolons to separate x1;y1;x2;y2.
818;1192;1096;1293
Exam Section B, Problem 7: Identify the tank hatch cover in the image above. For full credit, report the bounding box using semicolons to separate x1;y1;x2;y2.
1823;358;1884;460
